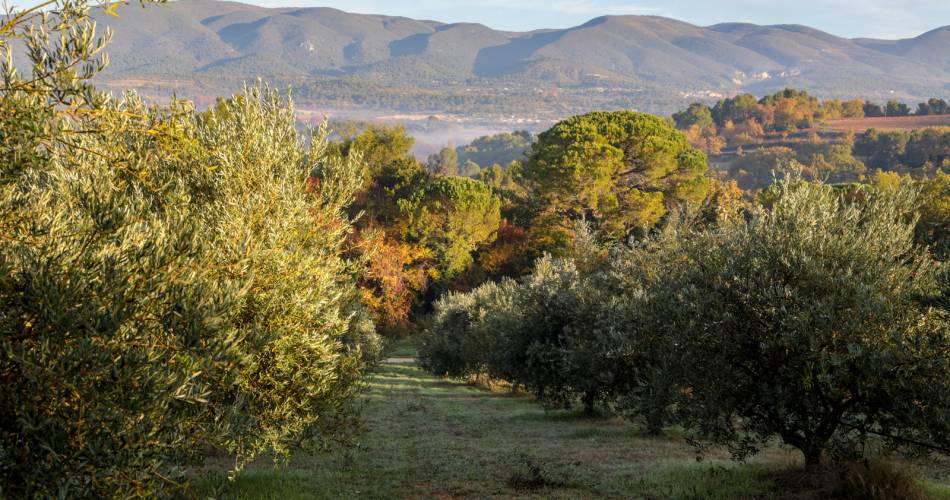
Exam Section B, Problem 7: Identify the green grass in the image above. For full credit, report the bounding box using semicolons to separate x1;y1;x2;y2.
382;335;421;359
193;343;950;499
926;482;950;498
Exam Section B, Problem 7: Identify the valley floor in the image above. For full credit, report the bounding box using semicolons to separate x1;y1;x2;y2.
195;339;950;499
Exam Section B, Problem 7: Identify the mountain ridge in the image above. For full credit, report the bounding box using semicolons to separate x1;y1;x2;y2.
85;0;950;103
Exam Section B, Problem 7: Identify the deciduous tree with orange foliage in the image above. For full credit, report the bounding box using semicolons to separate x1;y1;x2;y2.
336;126;502;335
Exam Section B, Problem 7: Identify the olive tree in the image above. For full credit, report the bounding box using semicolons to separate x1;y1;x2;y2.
419;278;522;379
0;1;379;496
601;215;703;433
421;224;634;414
650;179;950;465
0;2;241;495
190;88;381;464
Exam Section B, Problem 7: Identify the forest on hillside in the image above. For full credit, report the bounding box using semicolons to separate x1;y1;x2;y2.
430;90;949;193
2;1;950;498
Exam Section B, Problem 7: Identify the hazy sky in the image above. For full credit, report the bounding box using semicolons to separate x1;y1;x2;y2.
234;0;948;39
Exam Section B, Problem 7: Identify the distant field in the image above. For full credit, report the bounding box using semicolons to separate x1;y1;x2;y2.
824;114;950;132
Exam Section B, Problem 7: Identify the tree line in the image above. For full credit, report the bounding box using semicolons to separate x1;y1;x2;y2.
337;96;950;339
672;89;949;155
414;97;950;472
420;176;950;469
726;127;950;190
429;91;948;197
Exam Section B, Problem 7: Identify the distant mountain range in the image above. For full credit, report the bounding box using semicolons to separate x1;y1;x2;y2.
83;0;949;107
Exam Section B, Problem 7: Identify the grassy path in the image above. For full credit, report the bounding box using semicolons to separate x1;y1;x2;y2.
197;342;950;499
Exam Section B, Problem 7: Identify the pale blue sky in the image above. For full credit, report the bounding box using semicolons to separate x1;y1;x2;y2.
11;0;950;39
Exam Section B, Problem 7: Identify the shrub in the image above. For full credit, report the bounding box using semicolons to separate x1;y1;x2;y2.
837;460;926;500
603;215;702;432
422;224;636;413
496;254;617;411
419;278;522;378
